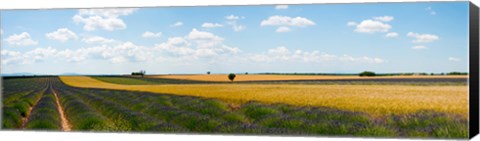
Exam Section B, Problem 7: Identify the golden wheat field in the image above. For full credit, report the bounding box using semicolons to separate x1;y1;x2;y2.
146;74;468;82
59;76;468;117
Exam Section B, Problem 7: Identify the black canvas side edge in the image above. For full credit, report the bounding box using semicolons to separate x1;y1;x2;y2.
469;1;480;139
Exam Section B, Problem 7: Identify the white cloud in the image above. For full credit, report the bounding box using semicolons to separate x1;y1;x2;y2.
275;5;288;10
165;37;190;46
82;35;115;44
186;28;224;48
268;46;290;55
261;15;315;27
260;15;315;33
4;29;242;65
22;47;58;64
72;8;137;31
232;24;246;32
77;8;137;18
1;29;3;35
373;16;394;22
385;32;398;38
225;15;246;32
155;37;194;56
141;31;162;38
5;32;38;46
202;23;224;28
426;7;436;15
448;57;460;62
251;46;384;64
354;20;391;33
411;45;427;50
407;32;439;43
225;15;242;20
155;28;240;58
276;26;291;33
1;50;22;65
2;47;59;65
349;16;394;34
107;42;152;63
2;44;147;65
186;28;223;41
347;21;357;26
45;28;78;42
171;21;183;27
57;42;152;63
73;15;126;31
56;49;91;62
109;56;128;64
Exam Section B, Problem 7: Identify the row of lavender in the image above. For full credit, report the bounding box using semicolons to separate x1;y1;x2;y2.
2;78;62;129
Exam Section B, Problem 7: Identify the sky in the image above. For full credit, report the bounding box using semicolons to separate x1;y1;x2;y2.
0;2;470;75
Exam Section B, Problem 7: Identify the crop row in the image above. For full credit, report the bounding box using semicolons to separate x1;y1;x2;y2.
51;79;184;132
24;88;61;130
2;77;50;128
2;78;48;105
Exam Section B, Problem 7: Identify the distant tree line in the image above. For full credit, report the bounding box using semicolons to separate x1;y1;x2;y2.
373;72;468;76
359;71;376;77
131;70;146;77
257;72;358;76
255;71;468;76
128;70;467;78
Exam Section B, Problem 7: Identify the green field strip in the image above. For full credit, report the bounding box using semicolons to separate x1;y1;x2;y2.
91;76;213;85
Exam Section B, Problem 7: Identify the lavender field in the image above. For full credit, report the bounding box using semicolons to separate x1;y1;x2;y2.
2;77;468;138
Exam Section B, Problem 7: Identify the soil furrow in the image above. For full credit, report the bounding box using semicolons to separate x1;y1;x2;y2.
20;87;47;129
51;86;71;131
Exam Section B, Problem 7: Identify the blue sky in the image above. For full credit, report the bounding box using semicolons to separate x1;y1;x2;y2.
0;2;470;74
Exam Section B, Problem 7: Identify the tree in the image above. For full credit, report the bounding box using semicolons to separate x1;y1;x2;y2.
447;72;468;75
228;73;236;82
207;71;211;75
245;72;248;75
132;70;146;77
140;70;146;78
359;71;376;77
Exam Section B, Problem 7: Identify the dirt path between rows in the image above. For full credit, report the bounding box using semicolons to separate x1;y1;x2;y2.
20;88;47;129
20;107;33;129
51;87;71;131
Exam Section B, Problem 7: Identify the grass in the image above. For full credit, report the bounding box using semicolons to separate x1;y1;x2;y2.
60;76;468;117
